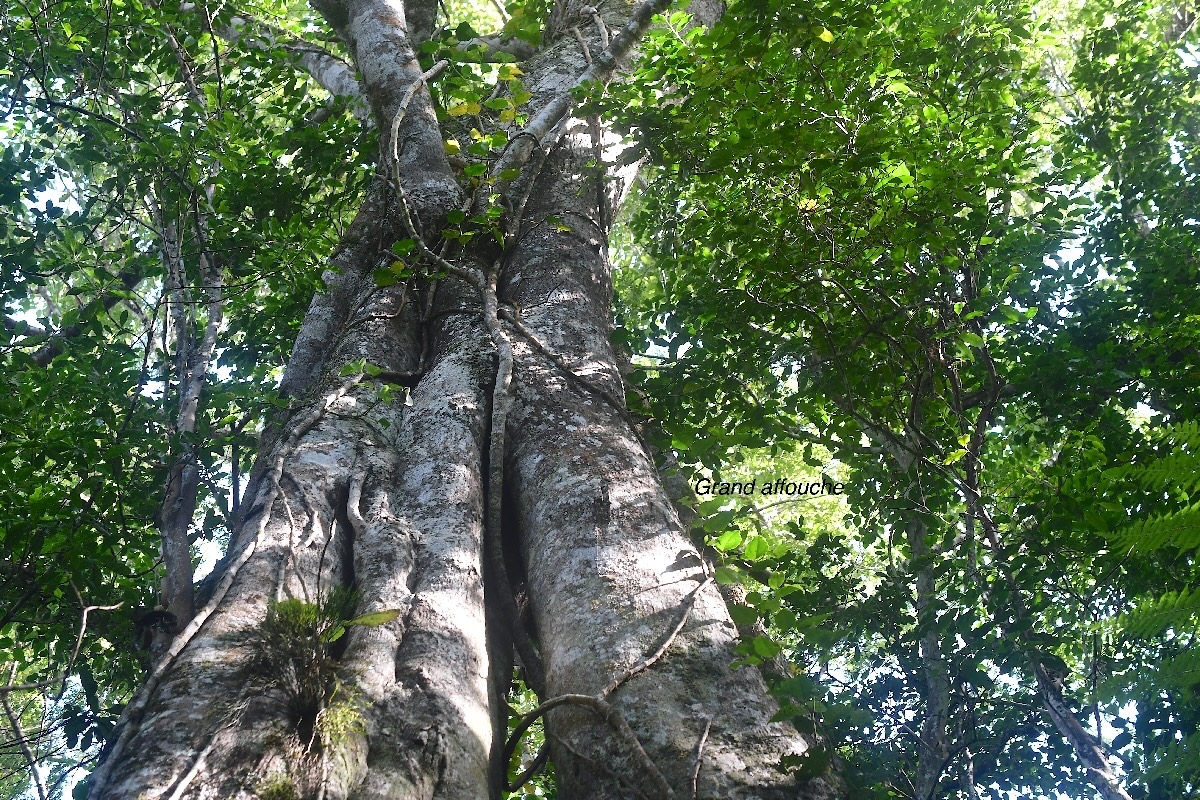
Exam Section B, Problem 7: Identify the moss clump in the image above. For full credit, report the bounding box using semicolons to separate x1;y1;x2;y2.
316;681;365;740
257;776;299;800
247;592;350;727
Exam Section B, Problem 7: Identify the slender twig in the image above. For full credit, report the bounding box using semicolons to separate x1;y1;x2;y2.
601;576;712;698
59;584;123;700
0;677;64;695
505;576;711;797
572;26;594;64
689;718;712;800
586;5;610;49
506;742;551;792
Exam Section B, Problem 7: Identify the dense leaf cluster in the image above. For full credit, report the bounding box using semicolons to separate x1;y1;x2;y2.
609;0;1200;797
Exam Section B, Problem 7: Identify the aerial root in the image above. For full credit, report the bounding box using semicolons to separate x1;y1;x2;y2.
504;575;713;798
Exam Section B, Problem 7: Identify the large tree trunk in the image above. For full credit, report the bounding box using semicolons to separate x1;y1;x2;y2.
88;1;842;797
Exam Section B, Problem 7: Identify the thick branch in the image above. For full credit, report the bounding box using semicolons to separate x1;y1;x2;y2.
311;0;457;217
1033;659;1134;800
491;0;675;191
210;10;369;119
2;316;47;338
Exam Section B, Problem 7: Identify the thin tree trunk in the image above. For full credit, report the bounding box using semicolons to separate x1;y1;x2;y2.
967;496;1133;800
906;511;950;800
863;410;953;800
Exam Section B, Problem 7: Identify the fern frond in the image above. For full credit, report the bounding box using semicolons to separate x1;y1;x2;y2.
1158;647;1200;687
1160;419;1200;447
1144;731;1200;785
1114;588;1200;639
1107;451;1200;493
1108;503;1200;552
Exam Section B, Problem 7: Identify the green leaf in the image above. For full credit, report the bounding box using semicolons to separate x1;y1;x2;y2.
715;529;743;551
345;609;402;627
943;449;968;465
960;332;986;348
703;509;738;532
743;536;769;561
373;268;398;287
751;636;782;658
447;101;481;117
728;603;758;625
714;565;742;585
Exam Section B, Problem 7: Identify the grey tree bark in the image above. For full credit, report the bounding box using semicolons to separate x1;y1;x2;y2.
905;512;949;800
87;0;844;798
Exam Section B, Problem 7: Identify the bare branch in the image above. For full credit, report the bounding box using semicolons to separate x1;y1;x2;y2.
0;677;65;695
689;718;712;800
59;583;124;700
458;34;536;60
27;267;144;367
